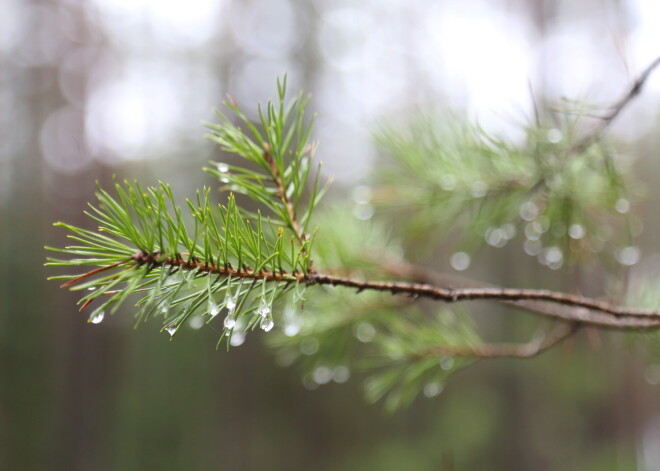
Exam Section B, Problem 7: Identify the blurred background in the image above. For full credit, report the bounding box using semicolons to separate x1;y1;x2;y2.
2;0;660;469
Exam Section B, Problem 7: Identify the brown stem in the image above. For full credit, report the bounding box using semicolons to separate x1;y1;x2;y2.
305;272;660;321
64;251;660;330
415;323;578;359
263;147;305;242
570;55;660;153
374;255;660;329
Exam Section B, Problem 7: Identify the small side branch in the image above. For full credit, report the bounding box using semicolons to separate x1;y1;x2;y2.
415;323;579;359
572;55;660;152
263;146;305;242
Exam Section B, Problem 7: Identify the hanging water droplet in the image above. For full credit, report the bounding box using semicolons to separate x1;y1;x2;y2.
313;366;332;385
547;128;562;143
302;373;319;390
353;203;374;221
332;366;351;383
524;222;543;241
645;365;660;385
523;239;542;256
224;314;236;329
485;227;507;248
284;321;301;337
501;223;517;240
568;223;585;240
439;174;457;191
539;246;563;270
519;201;538;221
89;309;105;324
470;181;488;198
354;322;376;343
440;356;455;370
165;324;177;337
225;294;237;311
260;317;274;332
423;382;444;398
256;298;271;318
209;301;220;317
230;332;245;347
300;337;320;355
615;198;630;214
617;246;641;266
352;185;372;204
188;316;204;330
450;252;471;271
217;163;229;173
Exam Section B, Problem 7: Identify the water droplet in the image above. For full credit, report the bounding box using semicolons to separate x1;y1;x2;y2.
439;174;456;191
645;365;660;385
440;356;454;370
615;198;630;214
225;294;237;311
519;201;539;221
87;287;96;291
230;332;245;347
523;239;542;256
524;222;543;241
220;176;230;183
539;246;563;270
165;324;177;337
352;185;372;204
501;223;517;240
256;298;271;318
354;322;376;343
617;246;640;266
302;373;319;390
224;314;236;329
161;306;169;315
313;366;332;385
283;306;301;336
485;227;507;248
332;366;351;383
353;203;374;220
450;252;471;271
260;317;274;332
300;337;320;355
217;163;229;173
188;316;204;330
568;223;585;240
470;181;488;198
551;222;566;237
547;128;562;143
284;321;301;337
89;309;105;324
209;301;220;317
423;382;444;398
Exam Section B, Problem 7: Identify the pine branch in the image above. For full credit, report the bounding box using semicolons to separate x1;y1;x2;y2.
46;63;660;410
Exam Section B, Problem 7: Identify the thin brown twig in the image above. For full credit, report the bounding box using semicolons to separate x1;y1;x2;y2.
262;145;306;242
373;255;660;329
415;323;579;359
571;55;660;153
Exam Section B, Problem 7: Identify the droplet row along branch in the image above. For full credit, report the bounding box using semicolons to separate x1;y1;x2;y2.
71;250;660;330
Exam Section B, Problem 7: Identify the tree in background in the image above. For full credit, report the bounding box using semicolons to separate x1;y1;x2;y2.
48;59;660;412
